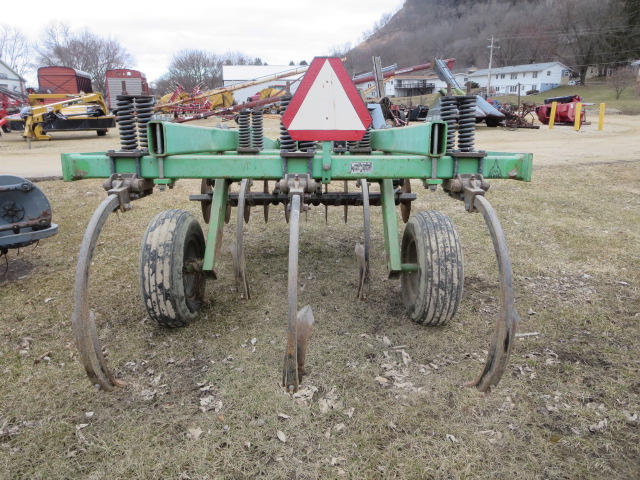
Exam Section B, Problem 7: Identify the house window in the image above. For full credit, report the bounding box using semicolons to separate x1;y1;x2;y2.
510;73;517;80
500;74;505;79
522;73;526;78
495;75;499;80
547;71;551;76
509;85;517;92
562;70;569;77
533;72;538;78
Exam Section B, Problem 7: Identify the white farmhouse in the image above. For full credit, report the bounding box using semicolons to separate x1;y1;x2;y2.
468;62;572;95
0;58;27;95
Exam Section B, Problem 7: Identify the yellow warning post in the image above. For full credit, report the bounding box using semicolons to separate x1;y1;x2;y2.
574;102;582;131
548;102;557;129
598;103;605;130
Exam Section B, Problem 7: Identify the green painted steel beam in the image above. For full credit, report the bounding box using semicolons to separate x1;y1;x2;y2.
380;178;402;277
61;151;531;183
202;179;229;275
370;121;447;156
148;121;239;156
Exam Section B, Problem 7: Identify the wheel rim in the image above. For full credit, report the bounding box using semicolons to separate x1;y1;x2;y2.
402;236;419;305
183;236;204;310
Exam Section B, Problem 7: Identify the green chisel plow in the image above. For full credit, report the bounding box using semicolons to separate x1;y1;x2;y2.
62;57;532;395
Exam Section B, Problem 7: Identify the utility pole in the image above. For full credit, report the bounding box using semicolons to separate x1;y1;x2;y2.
486;36;499;98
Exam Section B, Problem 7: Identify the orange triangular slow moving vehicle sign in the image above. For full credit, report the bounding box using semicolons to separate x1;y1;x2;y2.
281;57;372;141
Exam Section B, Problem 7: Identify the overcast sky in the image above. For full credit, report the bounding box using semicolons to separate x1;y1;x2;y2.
5;0;405;83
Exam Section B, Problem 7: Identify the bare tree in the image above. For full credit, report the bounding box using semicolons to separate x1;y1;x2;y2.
607;66;635;99
553;0;626;85
155;49;221;94
0;24;31;77
33;21;134;93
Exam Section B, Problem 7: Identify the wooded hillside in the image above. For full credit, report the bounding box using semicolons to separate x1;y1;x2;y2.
343;0;639;84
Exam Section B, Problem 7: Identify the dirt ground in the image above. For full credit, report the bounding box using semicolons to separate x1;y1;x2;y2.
1;113;640;178
1;114;639;479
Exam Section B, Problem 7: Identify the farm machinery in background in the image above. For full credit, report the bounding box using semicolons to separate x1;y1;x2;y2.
535;95;586;126
61;57;532;396
0;87;27;134
2;66;116;144
6;93;115;145
0;175;58;258
155;65;310;121
426;59;506;127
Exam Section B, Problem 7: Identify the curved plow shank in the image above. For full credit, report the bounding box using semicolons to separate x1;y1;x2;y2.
467;194;520;393
231;179;250;299
356;179;371;301
72;194;125;391
282;194;313;394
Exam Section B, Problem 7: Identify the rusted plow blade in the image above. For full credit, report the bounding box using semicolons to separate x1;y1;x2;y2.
282;194;314;394
467;194;520;392
230;179;251;299
355;179;371;301
72;194;124;390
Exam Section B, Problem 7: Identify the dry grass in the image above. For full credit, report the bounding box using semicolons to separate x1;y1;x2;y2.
1;154;639;479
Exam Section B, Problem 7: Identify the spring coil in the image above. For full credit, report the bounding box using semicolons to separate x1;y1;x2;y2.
251;110;263;149
298;139;316;152
440;96;458;152
279;95;296;152
238;110;251;149
135;96;154;150
457;96;476;152
116;96;137;151
359;127;372;149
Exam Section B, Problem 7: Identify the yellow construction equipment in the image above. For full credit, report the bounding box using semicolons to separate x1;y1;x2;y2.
16;93;115;143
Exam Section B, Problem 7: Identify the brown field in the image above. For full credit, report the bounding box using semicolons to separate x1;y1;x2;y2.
1;114;639;479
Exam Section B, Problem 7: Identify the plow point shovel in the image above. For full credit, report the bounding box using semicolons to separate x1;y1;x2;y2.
282;305;314;394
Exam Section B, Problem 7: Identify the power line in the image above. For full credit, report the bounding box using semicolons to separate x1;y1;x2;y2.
493;26;640;40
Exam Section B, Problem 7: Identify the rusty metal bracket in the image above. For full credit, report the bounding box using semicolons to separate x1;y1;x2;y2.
442;173;491;212
102;173;154;212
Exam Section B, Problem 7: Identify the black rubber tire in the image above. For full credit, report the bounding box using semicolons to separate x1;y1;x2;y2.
140;209;206;327
401;210;464;326
96;130;107;136
485;117;500;128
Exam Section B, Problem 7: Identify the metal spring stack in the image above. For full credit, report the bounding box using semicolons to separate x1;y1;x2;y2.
457;96;476;152
279;95;296;152
251;110;263;149
135;96;155;150
238;110;251;149
116;96;137;151
116;95;155;151
440;96;459;152
359;127;372;150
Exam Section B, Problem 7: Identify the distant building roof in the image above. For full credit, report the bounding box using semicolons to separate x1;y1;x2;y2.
470;62;570;77
0;58;27;82
222;65;305;84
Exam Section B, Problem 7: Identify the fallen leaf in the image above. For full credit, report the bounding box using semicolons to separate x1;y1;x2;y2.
187;427;203;440
375;376;389;385
382;336;392;346
588;419;608;433
276;430;287;442
277;413;290;420
446;434;459;443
